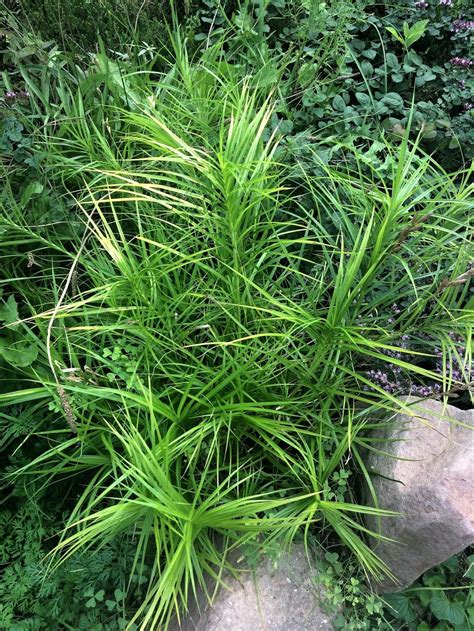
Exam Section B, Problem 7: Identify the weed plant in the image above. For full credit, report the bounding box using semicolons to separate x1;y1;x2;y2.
316;547;474;630
1;27;473;629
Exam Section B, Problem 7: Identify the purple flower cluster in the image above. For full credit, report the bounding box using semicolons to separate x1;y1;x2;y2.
366;367;403;394
364;330;471;399
415;0;429;8
464;102;473;111
452;19;474;32
450;56;473;67
411;383;442;397
433;350;464;381
4;90;30;100
439;0;453;6
433;334;471;384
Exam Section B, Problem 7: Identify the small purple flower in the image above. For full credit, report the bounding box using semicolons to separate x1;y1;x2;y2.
450;56;473;67
439;0;453;5
464;102;473;111
364;330;470;399
411;383;440;397
415;0;429;8
3;89;29;102
452;19;474;33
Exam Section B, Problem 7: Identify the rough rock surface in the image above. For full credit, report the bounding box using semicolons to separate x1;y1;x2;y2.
365;396;474;592
171;544;334;631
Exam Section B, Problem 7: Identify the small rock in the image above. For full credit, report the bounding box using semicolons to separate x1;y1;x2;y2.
364;396;474;592
171;544;334;630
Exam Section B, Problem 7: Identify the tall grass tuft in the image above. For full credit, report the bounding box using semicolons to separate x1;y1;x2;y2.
1;31;472;629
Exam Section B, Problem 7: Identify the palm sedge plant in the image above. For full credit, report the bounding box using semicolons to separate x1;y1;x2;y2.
1;30;472;629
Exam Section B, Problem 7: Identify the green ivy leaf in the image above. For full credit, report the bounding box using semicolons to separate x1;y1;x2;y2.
463;556;474;579
417;588;432;608
362;48;377;60
20;181;44;206
6;120;24;143
424;573;445;588
373;101;389;116
355;92;371;107
255;63;278;88
324;552;339;565
332;95;346;112
0;296;19;328
0;339;38;367
360;60;374;77
277;119;294;135
468;606;474;625
405;51;423;66
384;593;416;622
422;69;436;82
298;62;316;87
95;589;105;602
385;53;399;69
381;92;404;111
430;591;466;626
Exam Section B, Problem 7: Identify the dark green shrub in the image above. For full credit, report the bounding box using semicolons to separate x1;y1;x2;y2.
188;0;474;170
3;0;172;52
5;0;473;167
385;552;474;630
316;548;474;630
0;494;147;629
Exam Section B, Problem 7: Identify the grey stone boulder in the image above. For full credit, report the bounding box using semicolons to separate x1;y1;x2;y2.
171;544;334;631
365;396;474;592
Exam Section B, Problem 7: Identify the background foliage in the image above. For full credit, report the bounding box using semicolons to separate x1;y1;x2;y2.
3;0;172;52
6;0;472;168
